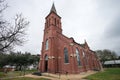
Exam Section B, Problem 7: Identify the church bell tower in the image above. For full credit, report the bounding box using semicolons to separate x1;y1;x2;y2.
39;3;62;73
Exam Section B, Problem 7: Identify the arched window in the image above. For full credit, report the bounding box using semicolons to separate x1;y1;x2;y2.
49;18;51;26
45;39;49;50
85;54;88;65
82;51;85;57
83;51;88;65
57;20;59;24
76;48;81;66
64;48;69;63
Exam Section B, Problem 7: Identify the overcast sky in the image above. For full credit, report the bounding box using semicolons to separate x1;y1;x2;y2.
3;0;120;55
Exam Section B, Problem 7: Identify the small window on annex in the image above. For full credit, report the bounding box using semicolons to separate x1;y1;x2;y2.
64;48;69;63
45;39;49;50
76;48;81;66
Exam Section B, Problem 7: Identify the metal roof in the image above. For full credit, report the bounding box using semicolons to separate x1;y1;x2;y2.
104;60;120;65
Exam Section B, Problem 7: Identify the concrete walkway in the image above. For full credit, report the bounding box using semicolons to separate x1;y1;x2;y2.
25;71;97;80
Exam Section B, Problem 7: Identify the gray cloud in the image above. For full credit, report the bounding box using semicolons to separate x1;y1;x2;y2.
93;0;120;55
105;16;120;39
3;0;120;55
102;15;120;55
97;0;120;10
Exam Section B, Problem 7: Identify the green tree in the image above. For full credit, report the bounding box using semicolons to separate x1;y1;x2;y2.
96;49;118;65
0;53;8;68
9;51;39;70
0;51;40;71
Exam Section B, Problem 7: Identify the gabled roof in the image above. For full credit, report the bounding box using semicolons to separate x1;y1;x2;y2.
72;40;86;48
104;60;120;65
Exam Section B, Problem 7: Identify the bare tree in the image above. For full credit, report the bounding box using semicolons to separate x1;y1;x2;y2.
0;0;8;13
0;0;29;53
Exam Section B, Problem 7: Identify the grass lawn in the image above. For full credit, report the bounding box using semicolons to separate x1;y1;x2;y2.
3;77;50;80
0;72;6;78
0;70;37;78
84;68;120;80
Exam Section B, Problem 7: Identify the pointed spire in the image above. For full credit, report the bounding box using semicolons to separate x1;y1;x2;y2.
84;39;88;45
50;3;57;13
84;39;89;49
84;39;87;43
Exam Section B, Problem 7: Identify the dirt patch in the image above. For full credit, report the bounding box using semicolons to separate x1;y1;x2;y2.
25;71;97;80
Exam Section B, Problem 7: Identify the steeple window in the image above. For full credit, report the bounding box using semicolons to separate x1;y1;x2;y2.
55;18;56;26
45;39;49;50
49;18;51;26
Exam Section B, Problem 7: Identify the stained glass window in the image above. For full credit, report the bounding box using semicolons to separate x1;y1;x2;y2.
64;48;69;63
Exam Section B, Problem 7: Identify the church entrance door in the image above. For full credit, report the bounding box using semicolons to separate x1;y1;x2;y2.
44;55;48;72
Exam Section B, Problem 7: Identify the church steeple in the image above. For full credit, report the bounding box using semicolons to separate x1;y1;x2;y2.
50;3;57;13
45;3;62;34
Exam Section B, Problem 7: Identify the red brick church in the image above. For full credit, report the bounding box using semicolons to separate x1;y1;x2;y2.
39;3;102;74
